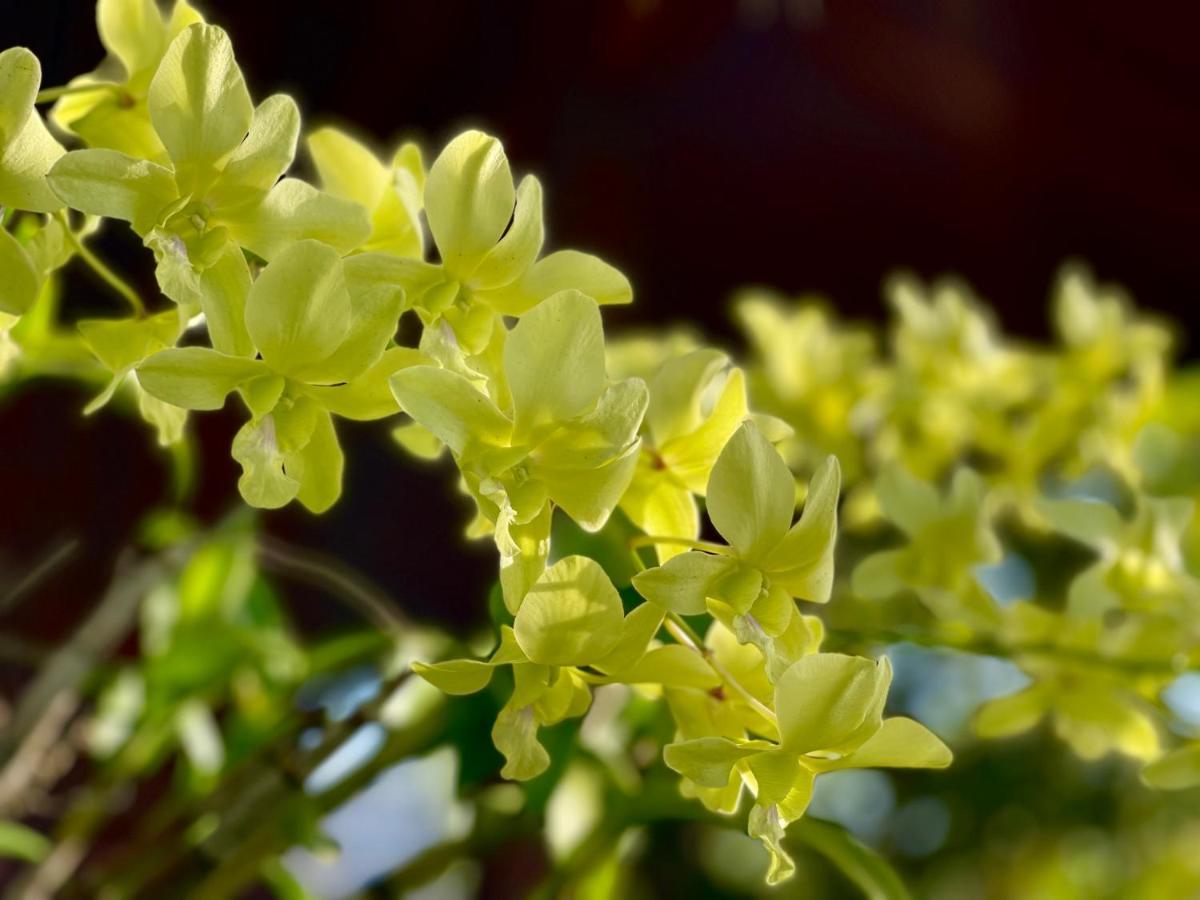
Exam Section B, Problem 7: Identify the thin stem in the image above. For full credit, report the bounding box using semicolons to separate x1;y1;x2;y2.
664;613;779;729
824;626;1191;677
256;535;409;639
629;535;730;555
59;214;145;317
36;82;121;104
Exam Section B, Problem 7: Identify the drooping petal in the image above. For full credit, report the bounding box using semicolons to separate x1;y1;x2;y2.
389;365;513;456
0;230;40;316
632;550;737;616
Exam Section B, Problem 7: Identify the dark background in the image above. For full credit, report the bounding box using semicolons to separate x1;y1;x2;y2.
4;0;1199;639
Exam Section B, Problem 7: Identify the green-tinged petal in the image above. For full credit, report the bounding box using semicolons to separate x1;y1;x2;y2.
307;126;388;208
389;366;512;455
748;804;795;886
706;421;794;561
148;24;252;189
425;129;513;276
763;456;841;602
231;413;299;509
299;252;409;383
593;601;665;674
874;465;941;537
392;422;444;461
493;699;549;781
775;653;891;755
813;717;952;770
0;49;64;213
972;686;1047;739
97;0;167;77
612;645;720;689
196;241;253;356
137;384;187;446
536;377;648;468
244;239;350;379
219;177;371;260
1036;496;1124;547
1142;744;1200;790
663;736;762;789
137;346;266;409
470;174;543;290
498;504;552;614
504;290;606;438
747;749;803;806
0;48;39;142
513;555;624;666
283;407;343;513
305;346;425;421
646;349;729;446
632;550;736;616
488;249;632;315
540;440;641;532
0;229;40;315
0;820;51;864
659;367;748;495
47;150;176;234
210;93;299;196
620;473;699;562
78;309;180;373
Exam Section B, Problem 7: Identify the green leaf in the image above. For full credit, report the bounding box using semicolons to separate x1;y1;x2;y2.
425;129;514;276
390;366;512;455
774;653;891;755
148;24;252;190
412;658;494;695
789;817;913;900
0;820;51;864
706;421;794;561
631;550;735;615
513;555;624;666
0;229;40;315
47;149;176;234
663;736;762;789
504;290;607;438
138;346;266;409
243;239;350;380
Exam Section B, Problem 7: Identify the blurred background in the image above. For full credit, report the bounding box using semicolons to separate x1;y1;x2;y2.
3;1;1200;897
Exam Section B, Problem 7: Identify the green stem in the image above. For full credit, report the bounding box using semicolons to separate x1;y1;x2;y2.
824;626;1191;677
36;82;121;104
60;217;145;317
629;534;730;555
664;612;779;729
